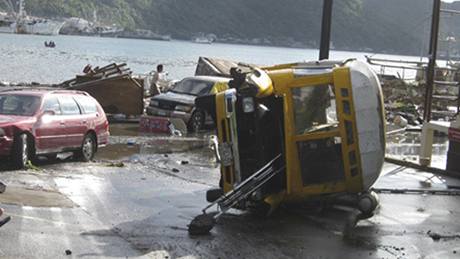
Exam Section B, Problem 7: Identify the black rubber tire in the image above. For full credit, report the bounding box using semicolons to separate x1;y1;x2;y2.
188;110;205;132
77;134;96;162
357;192;379;215
12;133;30;169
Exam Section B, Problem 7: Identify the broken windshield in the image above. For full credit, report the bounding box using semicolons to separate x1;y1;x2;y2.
0;94;41;116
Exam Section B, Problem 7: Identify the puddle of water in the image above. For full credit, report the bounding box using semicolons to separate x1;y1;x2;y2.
99;122;213;161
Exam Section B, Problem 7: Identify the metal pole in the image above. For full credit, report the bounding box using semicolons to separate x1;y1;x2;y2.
319;0;333;60
423;0;441;122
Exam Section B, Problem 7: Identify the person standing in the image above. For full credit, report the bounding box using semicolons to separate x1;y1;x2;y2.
149;64;168;96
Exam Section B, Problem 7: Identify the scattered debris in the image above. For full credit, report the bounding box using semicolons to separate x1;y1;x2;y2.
419;180;432;188
0;182;6;193
25;160;42;171
60;63;144;115
188;213;216;236
105;162;125;168
0;216;11;228
427;230;460;241
195;57;239;77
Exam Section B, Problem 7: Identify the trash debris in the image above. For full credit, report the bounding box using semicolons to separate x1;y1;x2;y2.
60;63;144;115
0;216;11;228
169;123;183;137
105;162;125;168
0;182;6;194
419;180;432;188
188;213;216;236
25;160;42;171
427;230;460;241
195;57;239;77
393;115;408;128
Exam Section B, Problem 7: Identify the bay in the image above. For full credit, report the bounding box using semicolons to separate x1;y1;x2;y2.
0;33;424;84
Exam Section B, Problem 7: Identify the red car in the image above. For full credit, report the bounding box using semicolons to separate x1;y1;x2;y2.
0;89;109;169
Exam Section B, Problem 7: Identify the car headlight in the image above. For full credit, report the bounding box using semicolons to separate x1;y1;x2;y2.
150;100;160;107
242;97;255;113
0;128;4;137
175;105;193;112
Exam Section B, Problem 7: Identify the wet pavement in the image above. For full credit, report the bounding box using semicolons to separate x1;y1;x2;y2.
1;124;460;258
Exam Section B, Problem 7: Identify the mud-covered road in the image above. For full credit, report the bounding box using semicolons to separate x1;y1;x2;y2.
1;124;460;258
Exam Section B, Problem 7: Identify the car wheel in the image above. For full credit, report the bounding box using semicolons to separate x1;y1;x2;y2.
78;134;96;162
12;133;30;169
188;110;205;132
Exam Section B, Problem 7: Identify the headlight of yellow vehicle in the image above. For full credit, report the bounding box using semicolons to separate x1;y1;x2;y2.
175;105;193;112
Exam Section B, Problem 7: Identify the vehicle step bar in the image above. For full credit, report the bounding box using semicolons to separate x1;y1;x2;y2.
203;154;284;218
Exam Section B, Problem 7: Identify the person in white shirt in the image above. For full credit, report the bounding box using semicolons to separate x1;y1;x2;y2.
150;64;168;96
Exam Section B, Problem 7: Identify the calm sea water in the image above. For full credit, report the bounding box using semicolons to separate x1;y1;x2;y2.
0;33;424;84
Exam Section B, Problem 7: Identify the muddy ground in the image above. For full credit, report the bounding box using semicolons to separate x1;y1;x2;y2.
0;124;460;258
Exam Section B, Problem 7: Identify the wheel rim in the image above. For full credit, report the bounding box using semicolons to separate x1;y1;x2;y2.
21;134;28;165
82;137;94;160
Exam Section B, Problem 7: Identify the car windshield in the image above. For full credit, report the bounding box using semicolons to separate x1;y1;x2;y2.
170;80;214;96
0;94;41;116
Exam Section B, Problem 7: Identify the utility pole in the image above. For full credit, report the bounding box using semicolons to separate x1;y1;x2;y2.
319;0;333;60
423;0;441;122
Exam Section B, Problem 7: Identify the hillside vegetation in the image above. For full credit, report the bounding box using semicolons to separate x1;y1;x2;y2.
0;0;458;55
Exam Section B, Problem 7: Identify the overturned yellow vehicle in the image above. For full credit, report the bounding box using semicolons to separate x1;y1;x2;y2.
189;60;386;235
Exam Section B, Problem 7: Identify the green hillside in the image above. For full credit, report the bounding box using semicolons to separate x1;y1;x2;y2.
0;0;457;55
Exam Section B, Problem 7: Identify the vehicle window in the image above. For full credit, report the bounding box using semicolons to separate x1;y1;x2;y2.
292;85;337;135
42;97;62;115
74;96;98;114
58;96;81;115
0;94;41;116
170;79;214;96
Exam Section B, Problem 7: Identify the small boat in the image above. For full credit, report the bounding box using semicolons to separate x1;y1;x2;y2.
44;41;56;48
193;36;213;44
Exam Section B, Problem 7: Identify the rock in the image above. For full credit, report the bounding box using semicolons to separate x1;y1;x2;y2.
172;168;180;173
65;250;72;255
0;182;6;193
188;214;215;235
181;161;189;165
